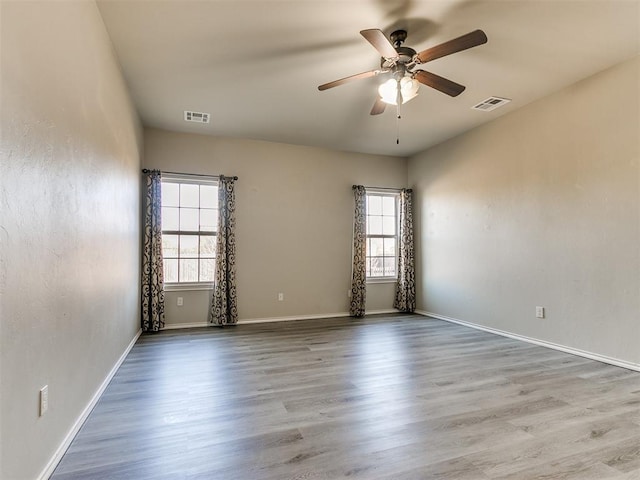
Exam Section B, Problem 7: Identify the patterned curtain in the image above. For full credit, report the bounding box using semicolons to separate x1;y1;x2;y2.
350;185;367;317
394;188;416;312
209;175;238;326
141;170;165;332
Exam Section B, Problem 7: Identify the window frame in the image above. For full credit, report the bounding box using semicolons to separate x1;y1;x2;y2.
365;190;400;283
160;173;218;291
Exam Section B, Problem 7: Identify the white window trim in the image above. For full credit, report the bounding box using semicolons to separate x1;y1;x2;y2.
162;172;218;186
164;282;214;292
366;277;397;284
365;189;400;282
161;173;219;287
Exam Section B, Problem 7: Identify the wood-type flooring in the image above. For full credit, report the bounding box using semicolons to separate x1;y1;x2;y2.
51;314;640;479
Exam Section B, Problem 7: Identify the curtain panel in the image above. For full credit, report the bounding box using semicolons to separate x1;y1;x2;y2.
141;169;166;332
394;188;416;312
209;175;238;326
350;185;367;317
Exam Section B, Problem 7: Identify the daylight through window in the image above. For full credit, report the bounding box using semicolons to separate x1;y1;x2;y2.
366;192;399;279
161;175;218;283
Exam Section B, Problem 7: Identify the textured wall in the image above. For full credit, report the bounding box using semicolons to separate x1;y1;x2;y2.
0;2;142;478
144;128;408;325
409;57;640;366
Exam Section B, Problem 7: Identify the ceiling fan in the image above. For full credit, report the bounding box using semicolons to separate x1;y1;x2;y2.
318;28;488;115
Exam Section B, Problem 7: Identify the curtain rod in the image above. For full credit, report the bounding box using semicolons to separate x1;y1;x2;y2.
142;169;238;181
353;185;412;193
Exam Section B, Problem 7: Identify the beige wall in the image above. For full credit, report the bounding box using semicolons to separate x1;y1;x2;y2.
144;128;407;325
0;2;142;479
2;3;634;478
409;57;640;366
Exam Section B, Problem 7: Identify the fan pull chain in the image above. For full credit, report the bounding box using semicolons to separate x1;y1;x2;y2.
396;104;401;145
396;78;403;144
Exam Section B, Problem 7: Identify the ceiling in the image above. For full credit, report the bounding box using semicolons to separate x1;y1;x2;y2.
96;0;639;157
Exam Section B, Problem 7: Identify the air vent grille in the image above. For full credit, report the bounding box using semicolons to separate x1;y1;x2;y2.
472;97;511;112
184;111;210;123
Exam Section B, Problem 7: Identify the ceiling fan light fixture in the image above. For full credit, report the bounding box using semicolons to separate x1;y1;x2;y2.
378;76;419;105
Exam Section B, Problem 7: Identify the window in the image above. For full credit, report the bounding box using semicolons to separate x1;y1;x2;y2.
161;175;218;284
366;192;399;280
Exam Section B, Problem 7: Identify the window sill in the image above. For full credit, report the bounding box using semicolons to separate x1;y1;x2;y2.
366;277;398;284
164;282;214;292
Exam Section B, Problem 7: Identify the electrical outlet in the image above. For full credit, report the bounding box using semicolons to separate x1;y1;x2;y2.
39;385;48;416
177;296;184;307
278;293;284;301
348;289;352;298
536;306;545;319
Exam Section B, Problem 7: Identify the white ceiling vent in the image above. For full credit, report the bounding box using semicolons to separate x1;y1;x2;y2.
184;111;210;123
472;97;511;112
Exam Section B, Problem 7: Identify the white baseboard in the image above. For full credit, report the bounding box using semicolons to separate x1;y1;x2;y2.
240;311;351;324
162;309;401;329
241;309;400;324
162;322;210;330
38;329;142;480
416;310;640;373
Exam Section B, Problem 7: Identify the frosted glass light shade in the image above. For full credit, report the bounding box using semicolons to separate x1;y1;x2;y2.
378;77;419;105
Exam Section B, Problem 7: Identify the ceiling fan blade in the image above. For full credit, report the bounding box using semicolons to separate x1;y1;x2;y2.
318;70;384;91
415;29;487;64
370;97;386;115
360;29;398;60
414;70;466;97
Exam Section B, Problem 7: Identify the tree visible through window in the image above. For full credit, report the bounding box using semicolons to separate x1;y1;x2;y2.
161;176;218;283
366;192;399;279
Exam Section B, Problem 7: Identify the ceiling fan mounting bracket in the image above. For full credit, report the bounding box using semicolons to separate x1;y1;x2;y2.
390;30;407;47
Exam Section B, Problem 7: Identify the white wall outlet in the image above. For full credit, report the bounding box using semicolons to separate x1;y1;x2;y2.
278;293;284;301
536;306;545;319
39;385;48;416
177;296;184;307
348;289;352;298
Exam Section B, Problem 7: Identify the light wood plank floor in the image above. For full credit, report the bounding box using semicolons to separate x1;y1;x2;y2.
52;314;640;479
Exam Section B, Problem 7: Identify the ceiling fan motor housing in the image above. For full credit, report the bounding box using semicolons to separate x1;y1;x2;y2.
381;46;417;69
381;30;416;69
